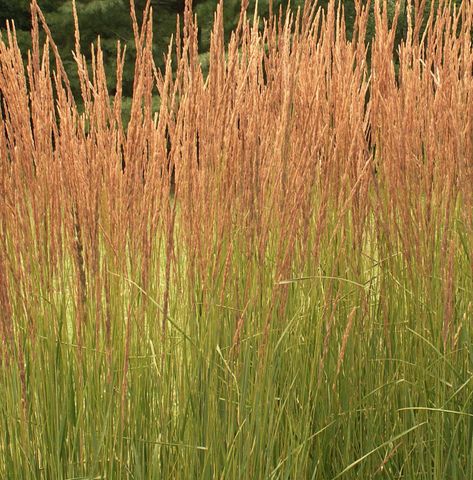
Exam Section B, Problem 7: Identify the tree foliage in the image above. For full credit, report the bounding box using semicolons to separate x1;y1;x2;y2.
0;0;466;99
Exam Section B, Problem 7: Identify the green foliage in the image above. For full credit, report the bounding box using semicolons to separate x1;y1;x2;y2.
0;0;31;29
1;0;466;100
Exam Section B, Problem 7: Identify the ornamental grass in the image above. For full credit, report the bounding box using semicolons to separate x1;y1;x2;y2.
0;0;472;478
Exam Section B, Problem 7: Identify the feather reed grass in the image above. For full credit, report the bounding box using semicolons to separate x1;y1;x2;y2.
0;0;472;478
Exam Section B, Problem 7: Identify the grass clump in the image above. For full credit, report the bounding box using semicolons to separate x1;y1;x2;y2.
0;0;472;478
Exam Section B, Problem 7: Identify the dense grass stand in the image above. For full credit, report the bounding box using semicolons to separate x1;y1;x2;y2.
0;0;472;478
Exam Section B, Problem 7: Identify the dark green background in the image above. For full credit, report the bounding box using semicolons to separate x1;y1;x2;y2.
0;1;464;102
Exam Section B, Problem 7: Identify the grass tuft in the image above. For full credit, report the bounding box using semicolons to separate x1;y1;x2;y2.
0;0;472;478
